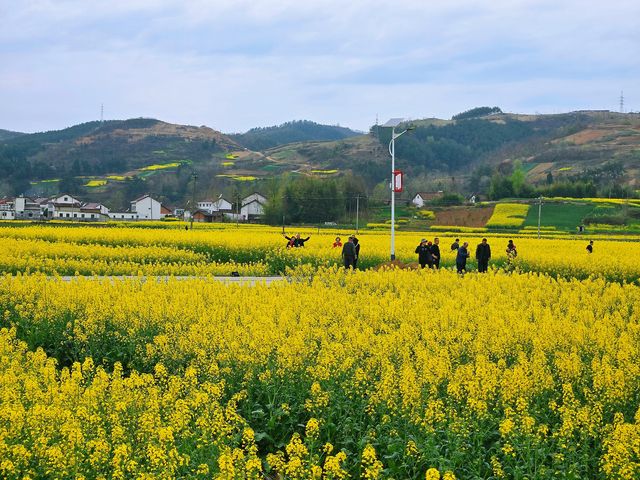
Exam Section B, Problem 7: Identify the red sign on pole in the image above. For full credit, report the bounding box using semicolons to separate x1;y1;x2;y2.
392;170;403;192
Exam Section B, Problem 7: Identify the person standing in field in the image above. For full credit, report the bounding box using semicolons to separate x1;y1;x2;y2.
451;238;460;253
283;234;296;248
294;233;311;247
456;242;470;274
342;236;356;269
352;236;361;268
332;236;342;248
475;238;491;273
586;240;594;253
415;238;433;269
506;239;518;265
431;237;441;269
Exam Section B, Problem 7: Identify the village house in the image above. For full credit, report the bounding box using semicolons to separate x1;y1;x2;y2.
240;192;266;222
411;191;444;208
46;194;83;219
191;209;224;223
197;197;233;213
0;198;15;220
14;196;43;220
129;194;171;220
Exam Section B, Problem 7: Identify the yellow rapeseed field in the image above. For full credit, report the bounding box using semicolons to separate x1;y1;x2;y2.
0;268;639;478
0;222;639;478
0;224;639;281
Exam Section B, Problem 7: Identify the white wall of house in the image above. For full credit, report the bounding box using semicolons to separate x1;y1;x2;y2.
412;194;425;208
14;196;28;213
108;212;140;221
50;194;81;205
197;198;233;213
242;193;267;205
240;200;264;219
0;210;15;220
131;196;162;220
215;198;233;211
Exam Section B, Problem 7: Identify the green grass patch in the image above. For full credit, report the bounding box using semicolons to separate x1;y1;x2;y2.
523;202;594;231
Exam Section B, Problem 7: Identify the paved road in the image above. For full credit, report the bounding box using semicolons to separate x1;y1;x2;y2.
58;276;287;285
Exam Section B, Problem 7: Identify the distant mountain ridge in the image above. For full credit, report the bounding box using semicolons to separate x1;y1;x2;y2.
229;120;361;150
0;129;25;141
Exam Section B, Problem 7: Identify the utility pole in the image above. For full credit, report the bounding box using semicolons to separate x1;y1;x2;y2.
355;195;360;234
190;171;198;230
537;195;543;239
236;192;240;228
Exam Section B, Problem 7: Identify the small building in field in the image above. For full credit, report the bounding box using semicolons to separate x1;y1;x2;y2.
130;194;170;220
192;209;224;223
240;199;265;221
411;191;444;208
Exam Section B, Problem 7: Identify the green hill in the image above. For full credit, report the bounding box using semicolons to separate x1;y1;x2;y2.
2;110;639;210
0;129;25;141
229;120;361;150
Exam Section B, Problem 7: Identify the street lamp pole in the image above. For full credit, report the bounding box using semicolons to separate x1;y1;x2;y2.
190;171;198;230
387;124;411;260
390;127;396;260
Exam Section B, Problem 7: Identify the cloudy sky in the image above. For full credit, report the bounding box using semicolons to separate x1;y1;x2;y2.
1;0;638;133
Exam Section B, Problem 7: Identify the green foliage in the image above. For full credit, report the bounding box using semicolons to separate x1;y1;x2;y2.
263;174;367;224
230;120;361;150
430;193;464;206
0;129;25;141
452;106;502;120
378;118;543;172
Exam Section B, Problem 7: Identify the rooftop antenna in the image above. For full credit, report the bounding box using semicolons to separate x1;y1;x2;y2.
619;91;624;113
100;103;104;123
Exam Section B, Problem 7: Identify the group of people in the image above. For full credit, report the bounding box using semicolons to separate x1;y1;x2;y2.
283;233;311;248
340;236;361;269
416;237;519;274
283;233;362;270
414;237;441;269
282;232;595;273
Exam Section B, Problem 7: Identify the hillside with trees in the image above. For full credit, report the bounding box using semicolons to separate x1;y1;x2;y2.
1;110;638;211
230;120;361;150
0;129;24;141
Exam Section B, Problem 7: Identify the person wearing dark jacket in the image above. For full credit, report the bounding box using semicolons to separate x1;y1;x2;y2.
294;233;310;247
456;242;470;273
451;238;460;252
431;238;441;269
342;236;357;269
586;240;593;253
283;234;296;248
475;238;491;273
415;239;433;269
352;236;361;268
